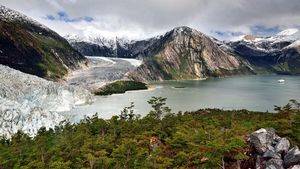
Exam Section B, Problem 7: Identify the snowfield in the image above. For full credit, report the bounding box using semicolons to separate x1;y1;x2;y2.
0;65;92;138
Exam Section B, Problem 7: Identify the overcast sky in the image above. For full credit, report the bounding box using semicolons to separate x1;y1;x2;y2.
1;0;300;40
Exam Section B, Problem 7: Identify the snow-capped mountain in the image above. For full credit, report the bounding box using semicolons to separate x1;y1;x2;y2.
0;5;49;30
67;28;179;59
68;26;300;77
276;28;299;37
66;34;117;48
227;28;300;75
233;28;300;51
65;34;135;57
0;64;92;138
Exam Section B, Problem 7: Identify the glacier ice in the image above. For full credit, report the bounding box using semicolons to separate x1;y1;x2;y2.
0;64;92;138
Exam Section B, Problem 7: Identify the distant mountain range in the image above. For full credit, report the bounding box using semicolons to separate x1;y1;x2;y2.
0;5;299;82
68;27;300;81
0;5;87;80
228;29;300;75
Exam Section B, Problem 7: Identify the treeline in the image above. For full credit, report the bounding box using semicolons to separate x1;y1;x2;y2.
0;98;299;169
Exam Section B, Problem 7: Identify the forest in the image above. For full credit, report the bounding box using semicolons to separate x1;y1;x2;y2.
0;98;299;169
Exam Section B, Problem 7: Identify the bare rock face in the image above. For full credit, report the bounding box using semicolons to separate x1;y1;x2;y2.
250;128;280;154
264;150;282;160
128;26;253;81
276;138;291;154
250;128;300;169
266;158;284;169
284;147;300;168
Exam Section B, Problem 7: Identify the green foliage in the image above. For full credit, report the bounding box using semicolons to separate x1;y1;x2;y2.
0;99;299;169
147;97;171;119
119;102;140;121
95;80;148;95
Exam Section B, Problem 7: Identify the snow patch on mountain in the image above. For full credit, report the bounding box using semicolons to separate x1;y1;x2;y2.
0;64;92;138
277;28;298;36
228;28;300;54
0;5;49;30
65;34;133;49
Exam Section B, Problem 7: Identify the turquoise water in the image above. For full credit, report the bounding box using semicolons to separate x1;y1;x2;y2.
68;75;300;121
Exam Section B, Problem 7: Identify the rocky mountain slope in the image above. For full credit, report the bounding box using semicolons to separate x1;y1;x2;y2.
0;64;92;138
0;5;87;80
228;29;300;75
70;27;254;81
69;27;300;81
128;27;253;81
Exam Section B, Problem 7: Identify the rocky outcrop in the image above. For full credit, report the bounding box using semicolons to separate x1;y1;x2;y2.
284;147;300;168
128;26;253;81
0;5;87;80
249;128;300;169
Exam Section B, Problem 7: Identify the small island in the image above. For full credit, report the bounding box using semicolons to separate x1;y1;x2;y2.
94;80;148;96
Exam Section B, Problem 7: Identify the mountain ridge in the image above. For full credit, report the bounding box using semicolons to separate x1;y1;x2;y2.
127;26;254;81
0;5;87;80
227;28;300;75
68;26;300;81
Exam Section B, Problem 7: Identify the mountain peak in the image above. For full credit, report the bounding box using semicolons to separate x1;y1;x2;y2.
171;26;199;35
276;28;298;36
0;5;50;31
242;35;257;41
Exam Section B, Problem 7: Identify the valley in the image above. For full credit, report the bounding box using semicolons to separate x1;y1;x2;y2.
65;56;142;91
1;4;300;138
0;3;300;168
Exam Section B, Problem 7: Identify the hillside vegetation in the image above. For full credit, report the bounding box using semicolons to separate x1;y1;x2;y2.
0;98;299;169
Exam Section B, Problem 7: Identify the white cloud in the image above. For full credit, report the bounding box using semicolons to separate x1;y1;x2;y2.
0;0;299;40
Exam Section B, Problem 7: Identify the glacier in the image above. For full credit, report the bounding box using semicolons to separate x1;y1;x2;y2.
0;64;92;138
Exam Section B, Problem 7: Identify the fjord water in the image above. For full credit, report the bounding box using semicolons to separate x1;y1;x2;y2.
68;75;300;121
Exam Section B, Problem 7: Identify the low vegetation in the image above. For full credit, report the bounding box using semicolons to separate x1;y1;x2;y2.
0;98;299;169
94;80;148;95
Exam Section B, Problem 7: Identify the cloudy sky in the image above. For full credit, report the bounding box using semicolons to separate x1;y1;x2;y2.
1;0;300;40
